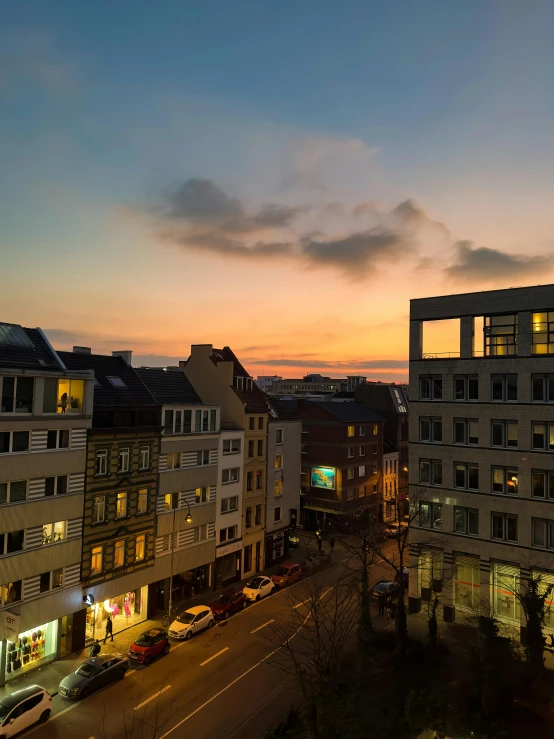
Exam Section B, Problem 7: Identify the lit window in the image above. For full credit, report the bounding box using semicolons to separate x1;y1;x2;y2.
347;425;355;437
114;539;125;568
116;492;128;519
274;480;283;496
42;520;66;544
93;496;105;523
532;312;554;355
43;378;84;414
275;454;283;469
137;488;148;514
91;546;103;575
484;315;518;356
195;487;209;504
135;534;146;561
166;452;181;470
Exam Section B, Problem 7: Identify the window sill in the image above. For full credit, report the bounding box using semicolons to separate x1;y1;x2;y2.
222;480;239;485
221;509;238;515
91;520;108;527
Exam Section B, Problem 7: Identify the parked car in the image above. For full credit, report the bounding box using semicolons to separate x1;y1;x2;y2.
59;654;128;700
271;562;302;588
395;568;409;588
127;628;170;665
243;576;275;602
371;580;399;601
210;590;247;619
288;534;300;548
168;605;214;640
0;685;51;737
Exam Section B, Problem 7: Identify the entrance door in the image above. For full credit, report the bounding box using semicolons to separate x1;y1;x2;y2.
255;542;261;572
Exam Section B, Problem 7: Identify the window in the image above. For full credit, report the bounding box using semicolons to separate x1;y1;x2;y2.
47;429;69;449
484;314;518;356
249;417;255;430
258;439;263;457
91;546;103;575
492;467;518;495
118;448;130;473
43;377;84;414
531;375;554;402
256;469;263;490
419;459;442;486
420;376;442;400
93;496;106;523
116;492;128;519
532;470;554;500
454;376;479;401
95;450;108;476
274;506;282;523
532;422;554;451
454;507;479;535
107;376;127;389
164;409;175;435
219;526;237;543
491;420;518;448
114;539;125;568
164;492;179;510
244;544;252;571
40;572;52;593
194;525;207;542
221;496;238;513
137;488;148;514
359;445;366;456
195;487;209;504
44;475;67;496
347;446;355;458
454;463;479;491
0;480;27;504
347;425;355;437
491;513;518;543
246;471;253;491
255;504;262;526
360;425;367;436
222;468;239;484
419;502;442;529
0;431;29;454
274;479;283;496
373;444;378;455
197;450;210;466
491;375;517;402
0;530;24;555
419;417;442;443
42;521;66;544
223;438;241;454
166;452;181;470
139;446;150;471
359;465;366;477
531;518;554;549
275;429;283;444
347;468;355;480
258;417;264;430
372;424;378;435
135;534;146;561
453;419;478;445
1;376;34;413
372;482;378;493
275;454;283;469
194;408;217;433
1;581;22;604
532;312;554;354
245;506;252;528
248;440;254;458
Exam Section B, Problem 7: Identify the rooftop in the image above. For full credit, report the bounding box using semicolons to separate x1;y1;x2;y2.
0;322;65;372
136;367;202;405
211;346;270;414
315;401;383;424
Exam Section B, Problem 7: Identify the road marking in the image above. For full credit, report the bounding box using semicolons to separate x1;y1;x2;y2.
134;685;171;711
200;647;229;666
251;619;274;634
341;557;349;563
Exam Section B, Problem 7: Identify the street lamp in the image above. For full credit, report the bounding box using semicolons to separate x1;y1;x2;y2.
168;500;193;626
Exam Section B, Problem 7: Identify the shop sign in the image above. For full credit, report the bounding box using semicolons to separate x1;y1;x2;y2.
83;594;95;606
272;532;285;543
311;467;336;490
3;611;20;640
216;540;242;558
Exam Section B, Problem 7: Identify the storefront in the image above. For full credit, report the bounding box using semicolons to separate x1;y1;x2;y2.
533;570;554;633
492;563;520;623
214;540;242;588
3;618;58;683
418;550;443;602
265;530;288;567
85;586;147;643
454;555;481;613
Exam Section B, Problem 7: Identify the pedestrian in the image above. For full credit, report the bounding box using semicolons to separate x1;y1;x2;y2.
378;593;385;616
317;536;322;553
329;536;335;552
89;640;101;658
104;615;113;643
385;595;392;619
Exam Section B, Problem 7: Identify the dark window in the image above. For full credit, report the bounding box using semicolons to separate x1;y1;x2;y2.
0;432;9;453
47;430;57;449
248;441;254;458
6;531;24;553
58;475;68;495
256;470;263;489
419;459;442;486
183;410;192;433
255;504;262;526
114;411;134;427
12;432;29;452
1;377;15;412
245;507;252;528
419;502;441;529
45;477;55;496
491;375;517;402
40;572;50;593
420;377;442;400
257;439;263;456
10;481;26;502
164;410;174;434
532;471;554;500
454;507;479;535
247;471;253;491
249;417;255;430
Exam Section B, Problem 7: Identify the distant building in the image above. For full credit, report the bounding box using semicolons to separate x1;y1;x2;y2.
259;374;367;396
256;376;283;392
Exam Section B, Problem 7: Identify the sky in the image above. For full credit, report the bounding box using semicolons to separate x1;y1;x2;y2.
2;0;554;382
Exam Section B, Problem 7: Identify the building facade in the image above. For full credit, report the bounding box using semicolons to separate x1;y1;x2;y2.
409;284;554;639
259;374;367;397
0;325;94;686
265;416;302;566
383;441;399;522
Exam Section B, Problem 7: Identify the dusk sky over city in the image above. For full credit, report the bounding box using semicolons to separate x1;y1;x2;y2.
2;0;554;380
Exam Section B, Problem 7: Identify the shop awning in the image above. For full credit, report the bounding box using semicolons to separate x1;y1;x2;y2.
303;504;346;515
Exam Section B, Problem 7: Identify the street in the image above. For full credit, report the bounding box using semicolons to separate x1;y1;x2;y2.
23;542;397;739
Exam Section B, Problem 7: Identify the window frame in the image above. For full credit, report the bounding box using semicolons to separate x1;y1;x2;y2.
420;376;443;400
419;501;442;529
135;534;146;562
91;546;103;575
139;446;150;470
491;420;518;448
223;438;241;454
0;430;30;454
531;375;554;403
222;467;240;484
454;506;479;536
118;447;130;473
95;450;108;476
0;480;28;504
116;492;128;519
491;466;519;496
419;416;443;443
491;375;518;402
114;539;126;568
454;462;479;491
531;470;554;500
0;376;34;414
454;375;479;402
419;458;443;486
92;495;106;524
274;506;282;523
491;512;518;543
137;488;148;514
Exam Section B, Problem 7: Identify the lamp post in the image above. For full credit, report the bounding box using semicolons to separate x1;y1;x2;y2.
167;500;193;625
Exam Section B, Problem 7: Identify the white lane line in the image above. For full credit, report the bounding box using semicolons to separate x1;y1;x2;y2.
250;619;274;634
341;557;349;563
293;601;305;609
134;685;171;711
200;647;229;667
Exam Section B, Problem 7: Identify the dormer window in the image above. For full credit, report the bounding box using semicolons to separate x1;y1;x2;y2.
245;378;253;391
107;376;127;389
235;377;244;391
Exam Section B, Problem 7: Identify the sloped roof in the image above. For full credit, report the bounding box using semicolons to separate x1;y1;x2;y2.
136;367;202;405
0;323;63;371
315;402;383;423
211;346;270;413
384;439;399;454
59;351;157;407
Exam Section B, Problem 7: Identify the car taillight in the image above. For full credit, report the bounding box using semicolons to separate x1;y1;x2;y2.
48;696;52;702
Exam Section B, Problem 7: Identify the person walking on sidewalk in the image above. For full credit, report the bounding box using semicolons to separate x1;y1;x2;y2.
329;536;336;553
317;534;323;553
378;593;386;616
104;615;113;643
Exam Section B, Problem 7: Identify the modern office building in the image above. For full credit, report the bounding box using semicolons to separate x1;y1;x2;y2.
408;284;554;639
0;325;94;685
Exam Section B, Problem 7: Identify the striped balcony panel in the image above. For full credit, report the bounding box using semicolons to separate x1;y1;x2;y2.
23;575;40;600
26;526;43;551
67;518;82;540
29;478;45;500
177;529;194;548
30;431;48;453
71;429;87;450
64;562;81;587
69;473;85;495
208;522;215;539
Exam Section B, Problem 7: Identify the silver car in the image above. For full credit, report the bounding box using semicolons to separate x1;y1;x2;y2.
58;654;128;700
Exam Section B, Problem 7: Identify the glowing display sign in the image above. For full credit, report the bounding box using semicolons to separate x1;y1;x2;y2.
311;467;336;490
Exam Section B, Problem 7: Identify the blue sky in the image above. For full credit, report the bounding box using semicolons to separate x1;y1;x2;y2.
1;1;553;376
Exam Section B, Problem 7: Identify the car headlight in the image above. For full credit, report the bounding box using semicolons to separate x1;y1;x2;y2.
70;688;80;696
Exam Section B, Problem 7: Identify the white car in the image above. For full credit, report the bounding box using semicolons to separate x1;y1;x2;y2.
0;685;51;737
168;605;214;640
243;576;275;602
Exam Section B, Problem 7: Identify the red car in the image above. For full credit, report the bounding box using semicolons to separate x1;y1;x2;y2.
127;628;170;665
209;589;247;619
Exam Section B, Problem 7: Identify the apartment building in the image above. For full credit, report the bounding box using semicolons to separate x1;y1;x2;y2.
259;374;367;396
383;441;399;522
265;412;302;566
183;346;270;578
0;325;94;685
136;368;227;607
59;350;161;644
409;284;554;639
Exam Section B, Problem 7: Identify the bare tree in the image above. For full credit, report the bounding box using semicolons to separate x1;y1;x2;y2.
265;578;358;739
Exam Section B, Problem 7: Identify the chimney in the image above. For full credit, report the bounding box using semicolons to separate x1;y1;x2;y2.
112;350;132;366
73;346;91;354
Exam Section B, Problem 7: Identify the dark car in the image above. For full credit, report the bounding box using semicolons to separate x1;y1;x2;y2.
371;580;399;601
210;590;247;619
58;654;128;700
127;628;169;665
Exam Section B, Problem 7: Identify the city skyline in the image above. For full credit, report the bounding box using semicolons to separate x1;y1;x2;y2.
2;0;554;381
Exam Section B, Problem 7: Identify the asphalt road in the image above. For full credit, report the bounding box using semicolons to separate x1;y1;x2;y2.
24;542;397;739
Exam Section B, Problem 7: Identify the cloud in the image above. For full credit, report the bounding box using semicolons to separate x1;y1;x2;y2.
245;357;408;370
445;240;554;282
391;199;450;237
